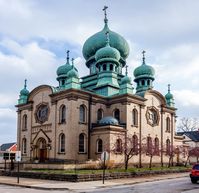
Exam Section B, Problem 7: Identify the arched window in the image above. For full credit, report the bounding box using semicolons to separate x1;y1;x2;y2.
154;137;159;155
166;117;170;132
132;135;138;154
60;105;66;124
59;133;65;153
116;139;122;153
114;109;120;122
22;114;27;130
97;109;103;121
110;64;113;71
166;139;171;155
96;139;103;153
22;138;27;154
132;109;138;126
147;137;152;154
142;80;145;86
79;105;86;123
79;133;86;153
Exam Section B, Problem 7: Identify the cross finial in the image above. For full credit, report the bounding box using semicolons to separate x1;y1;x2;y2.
142;50;146;64
168;84;171;92
103;6;108;24
66;50;70;63
71;58;74;66
125;65;128;76
105;31;110;46
24;79;27;89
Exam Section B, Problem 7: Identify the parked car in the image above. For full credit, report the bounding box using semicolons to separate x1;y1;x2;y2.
190;163;199;183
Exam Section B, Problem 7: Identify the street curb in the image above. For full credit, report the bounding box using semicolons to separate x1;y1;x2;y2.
0;173;189;191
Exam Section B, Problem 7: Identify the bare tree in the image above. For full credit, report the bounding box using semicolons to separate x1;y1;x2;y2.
111;134;141;170
177;117;199;132
142;137;160;169
186;147;199;165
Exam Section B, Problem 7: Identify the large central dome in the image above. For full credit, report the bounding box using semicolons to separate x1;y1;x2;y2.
82;22;130;67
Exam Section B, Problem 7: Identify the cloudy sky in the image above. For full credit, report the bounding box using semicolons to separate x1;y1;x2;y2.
0;0;199;144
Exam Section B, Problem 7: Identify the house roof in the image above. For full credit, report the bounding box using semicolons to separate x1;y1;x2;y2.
0;142;16;151
177;131;199;142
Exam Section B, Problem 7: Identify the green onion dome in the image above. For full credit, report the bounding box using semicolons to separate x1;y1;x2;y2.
82;23;129;67
99;116;119;125
121;75;131;84
20;80;29;96
165;84;173;100
56;62;72;77
134;61;155;81
95;44;120;62
67;66;79;78
165;92;173;100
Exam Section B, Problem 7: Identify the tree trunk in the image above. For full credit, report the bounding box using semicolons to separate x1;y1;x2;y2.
185;156;190;167
125;157;129;170
149;155;153;169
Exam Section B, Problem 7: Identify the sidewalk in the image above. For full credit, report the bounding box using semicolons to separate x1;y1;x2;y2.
0;172;189;191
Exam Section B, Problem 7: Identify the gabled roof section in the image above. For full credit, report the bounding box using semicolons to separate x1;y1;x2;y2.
144;89;167;105
28;85;54;101
177;131;199;142
0;142;16;151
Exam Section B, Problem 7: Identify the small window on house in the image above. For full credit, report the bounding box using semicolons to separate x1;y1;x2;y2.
22;114;27;131
132;109;138;126
116;139;122;153
60;105;66;124
103;64;106;71
79;105;86;123
166;117;170;132
147;80;150;85
22;138;27;154
97;109;103;121
59;133;65;153
114;109;120;122
79;133;86;153
96;139;103;153
110;64;113;71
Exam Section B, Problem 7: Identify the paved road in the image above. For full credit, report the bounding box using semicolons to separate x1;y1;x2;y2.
0;177;198;193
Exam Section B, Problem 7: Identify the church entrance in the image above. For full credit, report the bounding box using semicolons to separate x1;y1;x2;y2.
36;138;47;162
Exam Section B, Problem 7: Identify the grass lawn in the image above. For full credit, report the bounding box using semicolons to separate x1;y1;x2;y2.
29;166;190;175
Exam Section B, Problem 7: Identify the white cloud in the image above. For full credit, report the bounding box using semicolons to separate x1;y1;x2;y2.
174;90;199;107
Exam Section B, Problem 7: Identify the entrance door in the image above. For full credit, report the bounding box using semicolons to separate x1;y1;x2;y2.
36;138;47;162
39;149;47;162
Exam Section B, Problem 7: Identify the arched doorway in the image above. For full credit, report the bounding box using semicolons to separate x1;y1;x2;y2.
36;138;47;162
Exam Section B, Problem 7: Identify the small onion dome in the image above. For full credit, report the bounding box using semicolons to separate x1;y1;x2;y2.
20;79;29;96
56;64;72;77
165;84;174;100
99;116;119;125
121;75;131;84
67;66;79;78
134;62;155;81
82;23;129;67
165;92;173;100
95;44;120;63
57;50;72;77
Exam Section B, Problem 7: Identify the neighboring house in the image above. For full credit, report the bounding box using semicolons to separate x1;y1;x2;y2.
0;142;17;162
177;131;199;163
